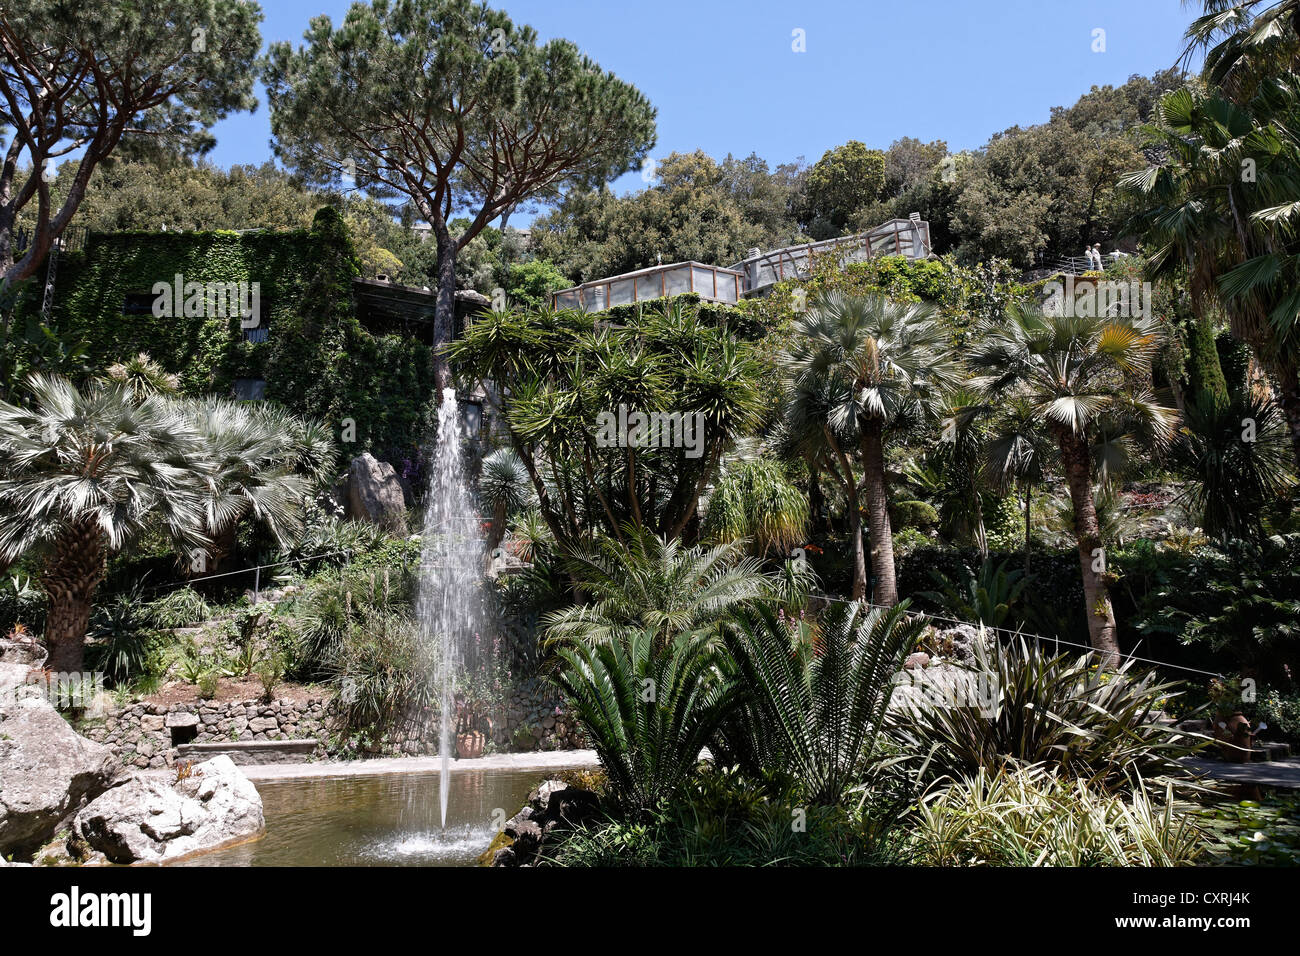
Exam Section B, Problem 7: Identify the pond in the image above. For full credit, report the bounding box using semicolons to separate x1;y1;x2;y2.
179;768;558;867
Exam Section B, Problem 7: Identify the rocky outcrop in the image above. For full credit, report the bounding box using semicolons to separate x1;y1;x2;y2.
0;692;118;859
487;778;602;867
347;453;408;531
74;756;264;864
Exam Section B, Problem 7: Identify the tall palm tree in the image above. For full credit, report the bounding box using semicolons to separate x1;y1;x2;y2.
783;292;961;604
0;375;209;672
983;397;1057;577
967;305;1177;664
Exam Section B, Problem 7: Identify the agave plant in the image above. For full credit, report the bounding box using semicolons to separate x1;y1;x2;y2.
917;558;1027;628
886;636;1201;793
549;627;741;815
719;600;926;806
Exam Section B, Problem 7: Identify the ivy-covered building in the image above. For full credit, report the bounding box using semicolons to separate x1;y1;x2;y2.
17;207;488;457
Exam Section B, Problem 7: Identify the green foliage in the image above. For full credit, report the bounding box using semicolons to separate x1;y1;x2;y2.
0;573;46;635
507;260;569;309
915;767;1205;866
918;558;1027;628
1134;534;1300;683
145;588;210;630
719;601;925;805
543;531;782;649
890;499;939;531
887;637;1198;792
702;456;809;555
548;627;740;815
796;141;886;239
1200;793;1300;866
86;590;164;686
1257;689;1300;746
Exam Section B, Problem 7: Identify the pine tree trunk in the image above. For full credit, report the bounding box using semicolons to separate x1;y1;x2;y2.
1056;428;1121;667
859;421;897;606
41;519;105;675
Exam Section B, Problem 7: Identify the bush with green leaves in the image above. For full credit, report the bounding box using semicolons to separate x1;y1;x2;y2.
85;589;165;686
917;558;1026;628
717;601;925;805
1134;533;1300;684
0;573;45;635
145;587;211;629
548;626;740;816
322;609;434;734
543;765;909;867
914;767;1205;866
1257;689;1300;746
886;636;1198;792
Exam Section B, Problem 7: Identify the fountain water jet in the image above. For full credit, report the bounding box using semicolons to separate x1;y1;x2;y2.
417;387;485;827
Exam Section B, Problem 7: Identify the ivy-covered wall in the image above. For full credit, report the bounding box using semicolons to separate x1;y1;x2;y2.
38;207;436;457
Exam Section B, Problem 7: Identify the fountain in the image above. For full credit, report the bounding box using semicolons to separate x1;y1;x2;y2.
416;387;485;827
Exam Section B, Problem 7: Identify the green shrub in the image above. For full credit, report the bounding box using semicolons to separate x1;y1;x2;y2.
1257;690;1300;746
86;590;165;686
918;558;1027;628
886;637;1199;792
718;601;924;805
914;767;1205;866
549;627;740;816
891;499;939;530
146;588;210;629
0;573;46;635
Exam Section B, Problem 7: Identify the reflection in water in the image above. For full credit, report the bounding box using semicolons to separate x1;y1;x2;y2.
180;769;551;867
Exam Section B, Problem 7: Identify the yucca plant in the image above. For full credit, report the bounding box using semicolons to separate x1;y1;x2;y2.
719;600;926;806
887;636;1201;793
915;765;1206;866
548;626;741;815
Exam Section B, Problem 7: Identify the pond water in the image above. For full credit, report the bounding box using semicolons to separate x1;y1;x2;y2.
179;768;552;867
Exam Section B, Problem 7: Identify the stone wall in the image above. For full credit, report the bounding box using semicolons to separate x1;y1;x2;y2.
81;697;328;769
81;678;585;767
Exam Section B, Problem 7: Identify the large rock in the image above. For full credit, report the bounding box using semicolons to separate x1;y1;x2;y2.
74;756;263;864
0;695;117;858
347;453;408;531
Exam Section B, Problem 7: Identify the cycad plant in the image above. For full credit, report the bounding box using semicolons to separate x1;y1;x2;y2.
783;292;961;603
720;600;926;805
968;304;1177;663
549;627;740;815
543;528;781;649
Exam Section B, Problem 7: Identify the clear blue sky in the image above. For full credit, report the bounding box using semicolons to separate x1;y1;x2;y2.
205;0;1202;222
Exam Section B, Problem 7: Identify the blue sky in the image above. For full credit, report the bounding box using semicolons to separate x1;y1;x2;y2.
206;0;1202;221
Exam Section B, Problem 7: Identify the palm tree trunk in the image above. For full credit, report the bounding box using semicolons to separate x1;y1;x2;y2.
859;421;897;606
41;518;105;674
825;430;867;600
1056;429;1121;667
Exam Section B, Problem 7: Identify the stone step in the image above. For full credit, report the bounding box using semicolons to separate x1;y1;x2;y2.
177;739;319;766
1255;740;1293;762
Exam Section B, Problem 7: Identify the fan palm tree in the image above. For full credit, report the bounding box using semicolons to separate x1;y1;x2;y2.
0;375;209;672
783;292;961;604
983;396;1056;577
0;374;328;671
967;304;1177;664
184;398;335;572
719;600;926;805
479;447;534;552
1174;390;1296;539
542;528;787;649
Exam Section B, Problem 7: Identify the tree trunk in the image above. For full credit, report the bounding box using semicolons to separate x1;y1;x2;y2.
848;491;867;601
432;218;458;400
1056;429;1121;667
41;519;105;675
859;421;897;606
1023;485;1032;580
